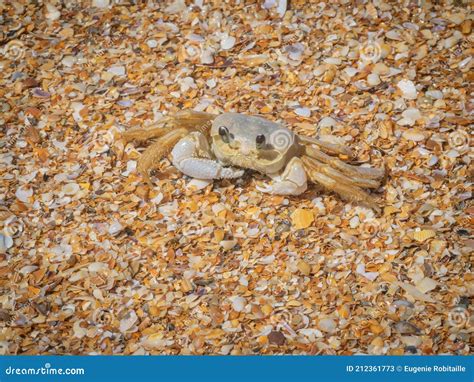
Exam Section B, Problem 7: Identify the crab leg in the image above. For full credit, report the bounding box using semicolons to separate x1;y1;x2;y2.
304;145;385;180
171;110;216;132
121;124;174;145
137;128;189;185
301;157;380;212
121;110;216;145
298;136;355;158
302;156;381;189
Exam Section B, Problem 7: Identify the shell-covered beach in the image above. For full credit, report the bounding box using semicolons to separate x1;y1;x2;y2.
0;0;472;355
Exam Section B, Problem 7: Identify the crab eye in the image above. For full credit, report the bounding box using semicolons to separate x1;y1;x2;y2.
256;134;266;148
218;126;230;143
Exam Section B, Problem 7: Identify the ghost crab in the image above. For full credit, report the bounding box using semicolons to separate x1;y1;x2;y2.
121;110;385;211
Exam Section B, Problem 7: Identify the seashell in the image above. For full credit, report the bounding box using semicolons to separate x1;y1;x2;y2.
402;128;425;141
15;187;33;203
297;260;311;276
200;48;214;64
62;182;80;195
367;73;381;86
415;277;437;294
220;35;236;50
119;310;138;333
397;79;418;100
318;318;337;333
142;333;173;350
45;3;60;21
443;31;462;49
399;109;423;127
0;233;13;253
394;321;421;335
372;62;389;75
291;208;314;229
147;39;158;48
294;107;310;117
220;239;237;250
107;66;126;76
92;0;110;7
229;296;246;312
187;178;212;191
413;229;435;242
108;221;123;236
318;116;338;129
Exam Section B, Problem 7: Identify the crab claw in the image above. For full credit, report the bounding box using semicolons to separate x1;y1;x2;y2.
256;157;307;196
